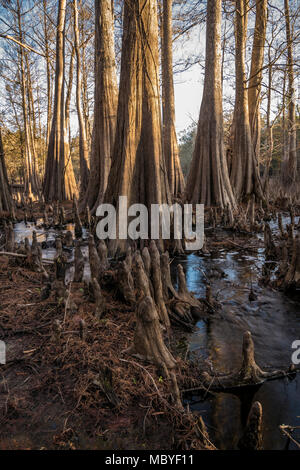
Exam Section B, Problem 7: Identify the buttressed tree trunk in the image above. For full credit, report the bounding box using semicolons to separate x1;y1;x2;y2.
161;0;185;198
81;0;118;213
230;0;263;201
186;0;236;209
0;128;14;213
248;0;268;161
104;0;171;253
73;0;90;198
281;0;297;186
43;0;78;202
107;0;170;211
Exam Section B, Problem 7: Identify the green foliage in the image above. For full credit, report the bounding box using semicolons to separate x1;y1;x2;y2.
178;123;197;177
70;135;80;182
1;127;46;182
2;128;25;181
2;126;81;184
260;116;300;177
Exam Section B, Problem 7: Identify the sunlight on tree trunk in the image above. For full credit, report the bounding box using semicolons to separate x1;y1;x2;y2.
230;0;263;201
186;0;236;209
73;0;90;199
43;0;78;202
281;0;297;187
104;0;171;254
248;0;268;161
161;0;185;199
81;0;118;214
16;0;40;197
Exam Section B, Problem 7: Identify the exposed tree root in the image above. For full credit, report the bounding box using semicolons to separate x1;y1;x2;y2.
199;331;296;391
238;401;263;450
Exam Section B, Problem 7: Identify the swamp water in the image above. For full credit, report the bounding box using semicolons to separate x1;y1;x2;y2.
13;217;300;450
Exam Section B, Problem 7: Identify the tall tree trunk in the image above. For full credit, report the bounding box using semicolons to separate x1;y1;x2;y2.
73;0;90;198
281;70;289;180
104;0;171;253
248;0;267;161
25;51;41;190
43;0;78;202
161;0;185;198
79;7;92;149
281;0;297;186
263;47;273;199
64;46;75;136
7;85;24;180
43;0;53;151
64;45;78;198
230;0;263;201
81;42;92;148
81;0;118;213
186;0;236;209
16;0;39;197
0;128;14;213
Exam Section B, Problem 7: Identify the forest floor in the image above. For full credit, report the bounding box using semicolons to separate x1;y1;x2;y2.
0;231;201;450
0;256;190;450
0;202;299;450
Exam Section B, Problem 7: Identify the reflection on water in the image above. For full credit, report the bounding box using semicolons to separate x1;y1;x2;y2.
172;217;300;450
13;221;90;279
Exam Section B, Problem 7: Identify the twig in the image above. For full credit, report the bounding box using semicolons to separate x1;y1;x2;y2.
279;425;300;449
120;358;163;399
0;33;45;57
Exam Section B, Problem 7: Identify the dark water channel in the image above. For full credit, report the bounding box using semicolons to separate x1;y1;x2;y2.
172;216;300;450
13;217;300;450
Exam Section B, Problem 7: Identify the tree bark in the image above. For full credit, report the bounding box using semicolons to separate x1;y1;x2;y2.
263;46;273;198
81;0;118;213
248;0;267;162
43;0;78;202
281;0;297;186
186;0;236;209
64;44;78;199
16;0;40;197
43;0;53;151
0;128;14;214
73;0;90;198
104;0;171;253
230;0;263;201
25;50;41;191
161;0;185;198
238;402;263;450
